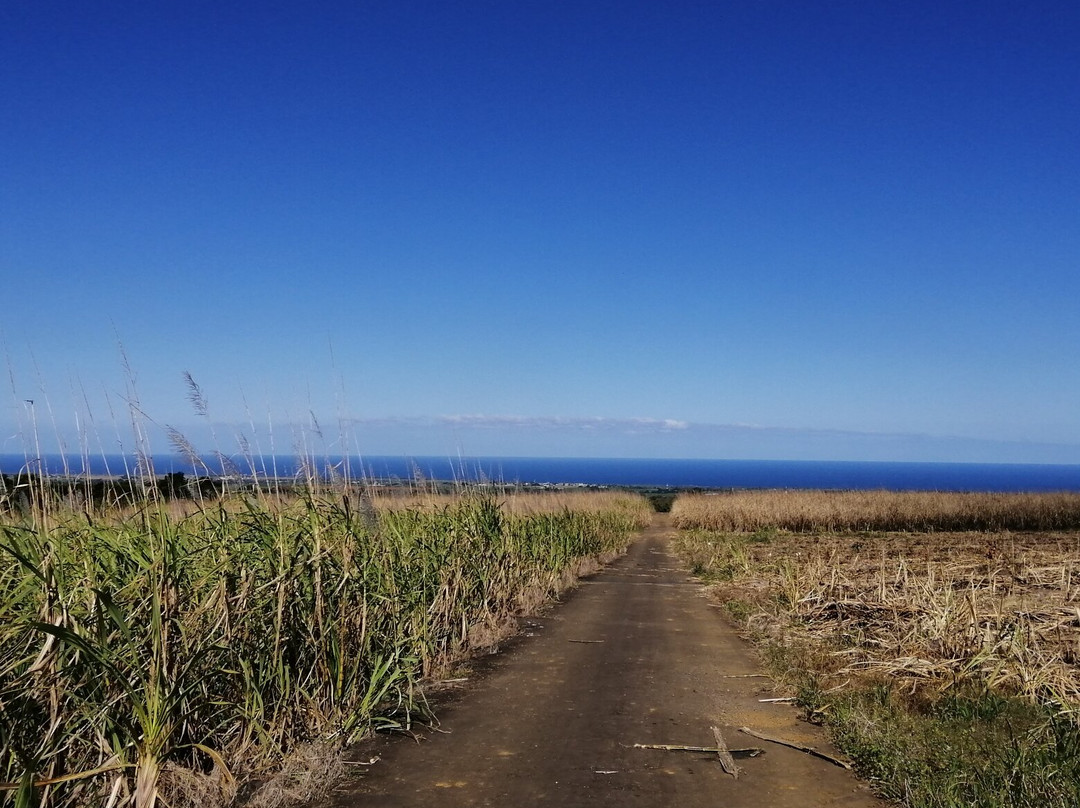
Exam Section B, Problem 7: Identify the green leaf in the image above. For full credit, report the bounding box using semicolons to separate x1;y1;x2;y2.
14;768;37;808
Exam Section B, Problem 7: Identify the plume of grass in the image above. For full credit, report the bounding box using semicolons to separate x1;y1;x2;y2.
182;373;208;418
167;428;209;478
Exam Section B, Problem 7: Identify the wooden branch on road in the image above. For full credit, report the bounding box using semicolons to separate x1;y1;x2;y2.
738;727;853;769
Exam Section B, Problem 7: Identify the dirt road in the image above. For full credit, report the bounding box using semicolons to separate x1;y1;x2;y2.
322;516;884;807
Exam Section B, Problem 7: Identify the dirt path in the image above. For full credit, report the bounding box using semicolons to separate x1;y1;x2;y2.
321;515;885;807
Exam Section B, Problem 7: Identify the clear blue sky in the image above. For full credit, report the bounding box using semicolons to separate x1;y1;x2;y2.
3;1;1079;463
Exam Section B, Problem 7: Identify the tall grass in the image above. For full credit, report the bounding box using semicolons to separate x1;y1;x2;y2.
672;490;1080;533
0;489;649;808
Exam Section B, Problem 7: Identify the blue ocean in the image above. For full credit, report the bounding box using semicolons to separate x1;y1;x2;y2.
3;454;1080;492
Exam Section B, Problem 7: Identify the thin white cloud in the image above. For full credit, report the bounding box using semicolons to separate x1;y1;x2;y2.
348;414;690;432
332;414;1080;463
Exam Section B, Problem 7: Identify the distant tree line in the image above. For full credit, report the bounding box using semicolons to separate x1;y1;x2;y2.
0;471;224;512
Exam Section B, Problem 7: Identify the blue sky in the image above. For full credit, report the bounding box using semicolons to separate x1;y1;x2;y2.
2;1;1079;463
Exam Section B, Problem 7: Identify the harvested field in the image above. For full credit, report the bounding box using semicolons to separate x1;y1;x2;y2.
674;528;1080;703
672;490;1080;807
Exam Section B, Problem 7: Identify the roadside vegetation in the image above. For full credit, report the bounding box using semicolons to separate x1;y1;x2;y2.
1;481;650;808
672;490;1080;807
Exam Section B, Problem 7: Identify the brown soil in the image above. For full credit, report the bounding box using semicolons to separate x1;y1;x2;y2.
317;515;886;807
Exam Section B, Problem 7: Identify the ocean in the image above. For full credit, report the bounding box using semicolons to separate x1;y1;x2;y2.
3;454;1080;492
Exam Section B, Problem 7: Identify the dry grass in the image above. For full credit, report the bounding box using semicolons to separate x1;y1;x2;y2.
677;528;1080;705
673;493;1080;806
672;489;1080;533
673;501;1080;803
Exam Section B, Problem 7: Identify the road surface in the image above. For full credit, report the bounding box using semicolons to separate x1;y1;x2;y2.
321;515;884;807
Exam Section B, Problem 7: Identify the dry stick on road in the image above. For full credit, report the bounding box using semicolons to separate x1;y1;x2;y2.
631;744;764;757
710;726;739;779
738;727;853;770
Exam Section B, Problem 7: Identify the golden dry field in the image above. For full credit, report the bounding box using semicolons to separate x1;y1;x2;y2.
672;489;1080;533
672;490;1080;807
